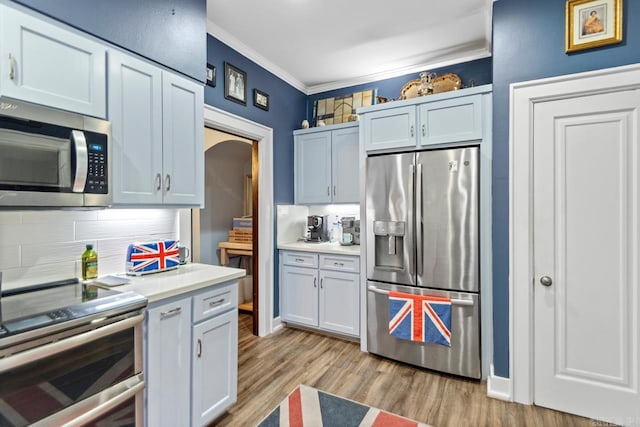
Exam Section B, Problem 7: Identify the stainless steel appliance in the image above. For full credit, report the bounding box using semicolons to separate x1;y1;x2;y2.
366;147;481;378
0;97;111;207
306;215;329;242
340;216;358;246
0;278;147;426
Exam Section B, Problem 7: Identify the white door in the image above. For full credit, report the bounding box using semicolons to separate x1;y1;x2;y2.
533;89;640;423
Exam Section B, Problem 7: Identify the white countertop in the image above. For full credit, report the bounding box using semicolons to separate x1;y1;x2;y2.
278;241;361;256
115;263;245;303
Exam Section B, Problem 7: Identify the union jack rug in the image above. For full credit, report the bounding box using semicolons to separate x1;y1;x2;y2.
125;240;179;275
257;384;432;427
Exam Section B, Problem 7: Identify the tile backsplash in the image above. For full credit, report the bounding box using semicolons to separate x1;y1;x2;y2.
0;209;182;291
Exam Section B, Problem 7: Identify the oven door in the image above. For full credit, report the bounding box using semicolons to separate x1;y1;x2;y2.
0;314;144;427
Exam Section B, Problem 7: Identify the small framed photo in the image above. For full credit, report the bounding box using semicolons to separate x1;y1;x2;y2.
224;62;247;105
253;89;269;111
566;0;623;53
206;63;216;88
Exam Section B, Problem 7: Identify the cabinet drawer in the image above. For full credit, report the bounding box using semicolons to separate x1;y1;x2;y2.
193;282;238;323
282;251;318;268
319;254;360;273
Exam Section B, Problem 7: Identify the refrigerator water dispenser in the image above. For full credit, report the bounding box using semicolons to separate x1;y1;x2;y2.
373;220;405;270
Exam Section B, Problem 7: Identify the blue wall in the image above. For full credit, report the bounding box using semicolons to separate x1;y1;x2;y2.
492;0;640;377
307;57;492;121
13;0;206;82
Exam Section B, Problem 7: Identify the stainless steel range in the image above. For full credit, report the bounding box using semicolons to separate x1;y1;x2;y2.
0;277;147;426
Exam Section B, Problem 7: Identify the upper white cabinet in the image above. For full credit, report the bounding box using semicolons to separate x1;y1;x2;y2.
109;49;204;206
294;123;359;204
0;4;107;118
361;87;491;152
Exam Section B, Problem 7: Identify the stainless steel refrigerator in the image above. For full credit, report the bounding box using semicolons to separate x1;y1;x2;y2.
366;147;481;379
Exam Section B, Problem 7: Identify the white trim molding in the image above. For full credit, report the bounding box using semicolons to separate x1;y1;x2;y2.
487;363;512;401
203;104;275;337
509;63;640;404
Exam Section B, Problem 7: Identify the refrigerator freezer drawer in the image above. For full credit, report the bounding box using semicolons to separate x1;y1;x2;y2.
366;281;481;379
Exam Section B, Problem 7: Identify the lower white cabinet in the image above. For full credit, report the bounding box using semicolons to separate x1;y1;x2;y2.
145;281;238;426
280;251;360;337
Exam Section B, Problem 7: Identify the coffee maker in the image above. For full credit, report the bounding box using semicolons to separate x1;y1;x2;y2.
340;217;360;246
307;215;329;242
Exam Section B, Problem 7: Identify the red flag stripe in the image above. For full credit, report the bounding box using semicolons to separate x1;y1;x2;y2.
288;386;303;427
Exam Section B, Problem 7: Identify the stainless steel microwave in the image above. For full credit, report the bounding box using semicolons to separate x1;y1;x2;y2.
0;97;111;207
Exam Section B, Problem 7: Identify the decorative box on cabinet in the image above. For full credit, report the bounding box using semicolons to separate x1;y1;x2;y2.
109;49;204;206
145;281;238;427
0;3;107;118
294;123;359;204
360;86;490;152
280;250;360;337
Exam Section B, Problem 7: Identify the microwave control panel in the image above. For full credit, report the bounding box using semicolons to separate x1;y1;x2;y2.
86;140;107;194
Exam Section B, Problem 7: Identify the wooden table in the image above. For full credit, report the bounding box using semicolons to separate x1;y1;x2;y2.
218;241;252;266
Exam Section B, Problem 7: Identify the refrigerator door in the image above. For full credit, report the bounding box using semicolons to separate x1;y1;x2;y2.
366;153;415;286
366;281;481;379
417;147;479;292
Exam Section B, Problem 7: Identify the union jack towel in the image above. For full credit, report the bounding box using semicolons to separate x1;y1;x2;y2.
126;240;179;275
388;291;452;346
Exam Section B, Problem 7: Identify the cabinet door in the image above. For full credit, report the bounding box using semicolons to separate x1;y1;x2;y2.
331;127;360;203
281;265;318;327
363;106;416;151
162;72;204;206
108;50;163;205
319;270;360;336
294;132;332;204
418;94;482;146
0;5;106;118
192;309;238;426
146;298;192;427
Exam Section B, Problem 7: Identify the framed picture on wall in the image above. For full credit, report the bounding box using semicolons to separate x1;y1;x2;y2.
253;89;269;111
224;62;247;105
566;0;623;53
206;63;216;87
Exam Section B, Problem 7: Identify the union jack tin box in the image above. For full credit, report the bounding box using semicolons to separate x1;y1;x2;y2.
126;240;180;276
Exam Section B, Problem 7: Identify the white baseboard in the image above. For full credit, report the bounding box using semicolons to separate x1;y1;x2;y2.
486;363;512;401
271;316;283;332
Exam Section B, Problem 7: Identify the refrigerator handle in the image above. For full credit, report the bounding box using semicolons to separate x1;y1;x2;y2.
416;163;423;278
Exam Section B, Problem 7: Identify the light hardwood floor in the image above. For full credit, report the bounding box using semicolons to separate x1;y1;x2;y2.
212;314;594;427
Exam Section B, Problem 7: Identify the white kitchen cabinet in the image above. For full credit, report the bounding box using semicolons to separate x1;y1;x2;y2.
361;87;490;152
146;297;192;427
145;281;238;427
0;3;106;118
294;123;359;204
280;250;360;337
108;49;204;206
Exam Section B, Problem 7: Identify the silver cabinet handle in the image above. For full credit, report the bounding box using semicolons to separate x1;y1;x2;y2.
165;174;171;192
540;276;553;287
327;186;330;196
197;338;202;358
155;173;162;191
295;258;305;262
410;125;415;137
209;298;225;307
8;53;15;80
160;307;182;318
333;262;344;267
333;185;336;196
422;124;426;137
320;278;323;289
313;277;317;288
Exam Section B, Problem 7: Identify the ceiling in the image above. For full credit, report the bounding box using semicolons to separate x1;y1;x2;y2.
206;0;494;95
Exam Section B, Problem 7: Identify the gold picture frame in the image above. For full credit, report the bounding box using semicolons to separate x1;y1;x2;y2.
566;0;622;53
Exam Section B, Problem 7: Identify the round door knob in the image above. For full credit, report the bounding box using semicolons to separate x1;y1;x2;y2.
540;276;553;287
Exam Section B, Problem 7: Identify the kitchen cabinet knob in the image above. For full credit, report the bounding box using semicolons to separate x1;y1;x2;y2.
540;276;553;287
155;173;162;191
165;174;171;192
8;53;15;80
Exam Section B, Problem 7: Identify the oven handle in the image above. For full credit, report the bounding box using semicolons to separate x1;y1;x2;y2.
367;285;474;306
71;130;88;193
31;373;144;427
0;314;143;374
